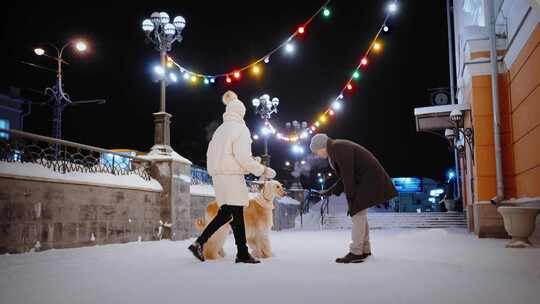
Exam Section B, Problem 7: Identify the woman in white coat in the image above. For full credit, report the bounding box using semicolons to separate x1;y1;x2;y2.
189;91;276;264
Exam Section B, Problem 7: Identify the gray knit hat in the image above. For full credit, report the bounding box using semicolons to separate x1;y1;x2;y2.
310;133;329;153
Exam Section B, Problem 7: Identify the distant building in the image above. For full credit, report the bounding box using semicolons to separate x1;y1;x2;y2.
387;177;447;213
0;89;31;137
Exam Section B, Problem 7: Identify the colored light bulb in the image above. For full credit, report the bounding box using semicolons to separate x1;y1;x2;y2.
323;8;331;17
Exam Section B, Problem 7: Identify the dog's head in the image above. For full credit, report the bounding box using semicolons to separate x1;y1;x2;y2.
262;180;287;199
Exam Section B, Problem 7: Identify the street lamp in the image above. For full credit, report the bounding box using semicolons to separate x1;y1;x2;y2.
285;120;309;185
31;39;105;140
142;11;186;154
444;109;474;161
252;93;280;165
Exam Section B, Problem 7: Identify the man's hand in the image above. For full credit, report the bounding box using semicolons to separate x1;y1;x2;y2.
318;189;331;197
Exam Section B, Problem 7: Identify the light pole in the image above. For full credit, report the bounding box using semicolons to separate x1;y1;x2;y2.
33;40;105;139
252;94;279;165
142;12;186;154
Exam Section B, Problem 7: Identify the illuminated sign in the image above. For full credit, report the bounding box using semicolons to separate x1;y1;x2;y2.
392;177;423;193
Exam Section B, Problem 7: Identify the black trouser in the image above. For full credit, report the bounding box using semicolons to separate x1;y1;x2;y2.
196;205;248;255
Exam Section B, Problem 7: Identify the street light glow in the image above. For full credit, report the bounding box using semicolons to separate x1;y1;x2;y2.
154;66;165;75
285;161;291;166
34;48;45;56
253;134;259;140
169;73;177;82
142;19;154;32
291;144;304;154
387;2;398;14
285;43;295;54
173;16;186;29
75;41;87;52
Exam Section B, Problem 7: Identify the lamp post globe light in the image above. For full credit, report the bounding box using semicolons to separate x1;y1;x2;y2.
285;120;309;181
32;39;105;140
252;94;280;165
142;11;186;154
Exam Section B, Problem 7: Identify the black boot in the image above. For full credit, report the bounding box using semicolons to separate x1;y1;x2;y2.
228;206;260;264
335;253;365;264
188;242;205;262
236;252;261;264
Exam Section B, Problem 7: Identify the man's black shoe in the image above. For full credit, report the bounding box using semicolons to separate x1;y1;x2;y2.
335;253;365;264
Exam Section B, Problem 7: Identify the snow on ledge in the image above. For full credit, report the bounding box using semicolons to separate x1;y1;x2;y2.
140;146;192;165
277;196;301;205
190;184;215;197
0;161;162;192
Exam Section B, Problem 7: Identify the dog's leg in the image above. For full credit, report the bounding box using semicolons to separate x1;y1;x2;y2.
218;248;226;258
260;233;273;258
251;234;264;258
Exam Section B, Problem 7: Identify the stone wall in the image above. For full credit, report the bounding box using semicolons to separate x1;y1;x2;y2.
190;194;215;237
0;176;161;254
273;203;300;231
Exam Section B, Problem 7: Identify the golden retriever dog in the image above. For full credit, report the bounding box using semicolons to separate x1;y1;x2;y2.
195;180;287;260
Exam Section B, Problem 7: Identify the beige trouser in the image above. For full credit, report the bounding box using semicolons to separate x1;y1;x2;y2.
350;209;371;255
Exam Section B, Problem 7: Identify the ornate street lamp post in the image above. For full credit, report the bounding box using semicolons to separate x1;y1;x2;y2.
142;12;186;154
285;120;308;188
252;94;279;165
32;40;105;140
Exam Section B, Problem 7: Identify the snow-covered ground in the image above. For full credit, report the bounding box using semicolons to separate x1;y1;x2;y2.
1;229;539;304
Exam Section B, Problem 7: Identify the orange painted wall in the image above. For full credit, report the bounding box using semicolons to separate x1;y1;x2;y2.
470;75;515;201
508;22;540;197
467;22;540;201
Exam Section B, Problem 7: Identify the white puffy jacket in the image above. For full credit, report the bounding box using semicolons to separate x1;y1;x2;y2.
206;94;265;178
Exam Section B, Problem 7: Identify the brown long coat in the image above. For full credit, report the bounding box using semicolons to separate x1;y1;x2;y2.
326;139;398;216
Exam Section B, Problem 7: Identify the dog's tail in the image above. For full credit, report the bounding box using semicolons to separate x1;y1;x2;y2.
195;217;207;232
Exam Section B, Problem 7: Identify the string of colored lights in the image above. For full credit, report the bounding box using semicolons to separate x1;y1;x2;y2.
264;1;399;143
164;0;332;85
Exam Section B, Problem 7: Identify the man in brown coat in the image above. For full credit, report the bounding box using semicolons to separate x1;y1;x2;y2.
310;133;398;263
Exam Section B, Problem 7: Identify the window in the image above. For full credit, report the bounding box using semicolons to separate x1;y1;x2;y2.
0;119;10;139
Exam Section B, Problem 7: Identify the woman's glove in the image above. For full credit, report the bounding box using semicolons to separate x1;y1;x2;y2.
262;167;276;179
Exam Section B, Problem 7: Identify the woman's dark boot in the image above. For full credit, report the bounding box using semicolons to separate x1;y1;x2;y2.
188;241;205;262
236;251;261;264
229;206;260;264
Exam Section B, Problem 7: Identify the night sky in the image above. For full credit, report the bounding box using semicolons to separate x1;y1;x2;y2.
2;1;454;184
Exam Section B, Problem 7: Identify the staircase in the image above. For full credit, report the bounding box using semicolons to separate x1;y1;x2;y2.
323;212;468;230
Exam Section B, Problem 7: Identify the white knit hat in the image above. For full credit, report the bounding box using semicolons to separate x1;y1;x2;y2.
222;90;246;118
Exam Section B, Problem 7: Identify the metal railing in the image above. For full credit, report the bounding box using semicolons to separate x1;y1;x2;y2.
191;164;213;185
0;128;152;180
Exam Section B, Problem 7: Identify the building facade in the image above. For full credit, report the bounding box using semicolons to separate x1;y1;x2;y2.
453;0;540;236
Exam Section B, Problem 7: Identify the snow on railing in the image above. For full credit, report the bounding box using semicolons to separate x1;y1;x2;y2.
0;128;152;180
